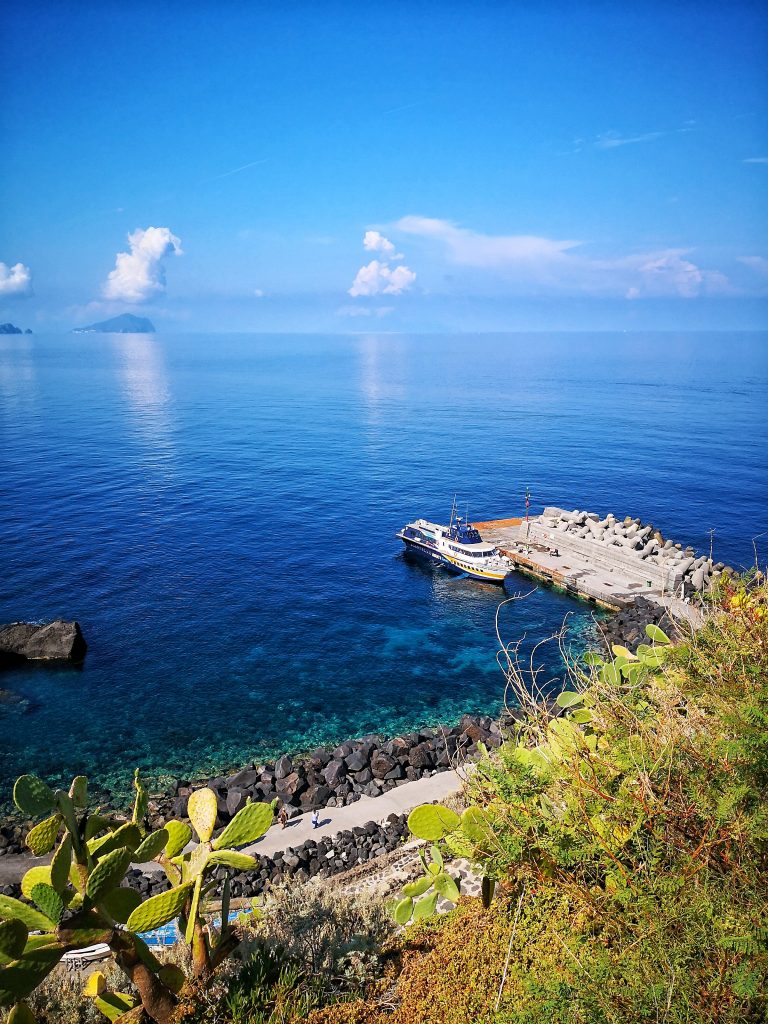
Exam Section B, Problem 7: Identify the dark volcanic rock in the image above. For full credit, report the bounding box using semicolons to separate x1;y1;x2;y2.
323;759;347;787
308;747;331;769
225;767;259;789
0;620;87;667
300;784;332;809
276;771;306;800
274;754;293;780
370;751;396;779
344;749;369;773
409;742;436;769
226;789;248;817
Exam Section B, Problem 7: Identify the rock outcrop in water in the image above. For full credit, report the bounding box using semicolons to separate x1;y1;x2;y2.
0;621;87;668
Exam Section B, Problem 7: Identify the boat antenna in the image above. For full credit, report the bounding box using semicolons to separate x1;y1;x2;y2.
449;495;457;530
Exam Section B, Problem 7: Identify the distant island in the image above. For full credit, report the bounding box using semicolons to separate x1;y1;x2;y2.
72;313;155;334
0;323;32;335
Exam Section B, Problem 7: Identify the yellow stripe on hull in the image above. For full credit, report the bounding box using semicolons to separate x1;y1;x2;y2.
442;554;508;582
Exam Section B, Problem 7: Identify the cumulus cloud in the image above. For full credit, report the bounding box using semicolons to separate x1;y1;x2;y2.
395;216;729;299
363;230;395;254
349;260;416;296
103;226;182;303
348;231;416;298
0;262;32;296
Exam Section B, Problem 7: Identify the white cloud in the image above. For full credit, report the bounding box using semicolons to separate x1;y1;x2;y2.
337;304;394;318
0;262;32;296
739;255;768;277
595;131;665;149
394;216;730;299
744;157;768;164
102;227;182;303
348;231;416;298
396;216;578;268
633;251;703;297
363;230;396;254
349;260;416;296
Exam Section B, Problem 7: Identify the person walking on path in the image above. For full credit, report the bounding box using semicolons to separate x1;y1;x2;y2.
311;809;320;829
278;804;289;830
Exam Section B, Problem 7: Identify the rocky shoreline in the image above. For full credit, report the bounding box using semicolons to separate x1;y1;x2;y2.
0;598;674;901
595;595;681;652
0;712;512;863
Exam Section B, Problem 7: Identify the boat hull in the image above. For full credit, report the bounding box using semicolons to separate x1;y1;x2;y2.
440;552;509;583
400;536;443;563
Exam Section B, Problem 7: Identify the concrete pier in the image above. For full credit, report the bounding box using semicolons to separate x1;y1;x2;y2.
475;508;716;624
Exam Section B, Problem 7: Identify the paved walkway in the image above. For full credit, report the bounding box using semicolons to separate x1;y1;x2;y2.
0;769;466;885
243;768;464;858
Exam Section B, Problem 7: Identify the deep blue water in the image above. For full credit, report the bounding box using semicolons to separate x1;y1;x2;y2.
1;332;766;800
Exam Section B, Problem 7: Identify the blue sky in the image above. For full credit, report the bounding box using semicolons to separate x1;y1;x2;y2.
1;1;767;331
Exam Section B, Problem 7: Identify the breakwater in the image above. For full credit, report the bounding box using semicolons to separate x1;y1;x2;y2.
479;506;728;615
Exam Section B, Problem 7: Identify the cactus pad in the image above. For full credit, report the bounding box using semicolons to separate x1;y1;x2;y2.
100;887;142;925
94;992;138;1022
393;897;413;925
83;971;106;997
0;943;64;1002
0;896;56;933
49;836;72;895
13;776;55;818
207;850;257;870
29;885;63;926
212;801;273;850
158;964;185;993
126;881;193;933
402;876;432;898
25;815;61;857
412;891;439;920
7;1002;36;1024
20;868;52;901
56;910;113;950
407;804;460;841
86;847;132;903
88;822;141;857
0;920;28;963
645;623;670;644
164;820;192;859
188;788;218;843
555;689;584;709
433;872;460;903
68;776;88;807
133;829;169;863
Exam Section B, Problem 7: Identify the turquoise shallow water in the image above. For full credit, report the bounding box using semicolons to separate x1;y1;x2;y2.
0;331;766;799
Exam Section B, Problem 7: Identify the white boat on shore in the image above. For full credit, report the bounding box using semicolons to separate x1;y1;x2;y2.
396;509;514;583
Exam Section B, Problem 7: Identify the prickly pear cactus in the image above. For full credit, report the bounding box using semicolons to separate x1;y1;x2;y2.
0;770;275;1023
393;804;500;925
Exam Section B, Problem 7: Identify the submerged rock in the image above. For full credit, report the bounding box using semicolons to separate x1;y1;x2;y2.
0;620;87;667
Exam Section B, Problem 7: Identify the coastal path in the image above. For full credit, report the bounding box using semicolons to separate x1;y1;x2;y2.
0;768;465;886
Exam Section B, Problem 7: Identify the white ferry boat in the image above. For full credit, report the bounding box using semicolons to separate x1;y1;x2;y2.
396;512;514;583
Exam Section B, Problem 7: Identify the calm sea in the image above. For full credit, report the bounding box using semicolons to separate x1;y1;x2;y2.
1;332;766;799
